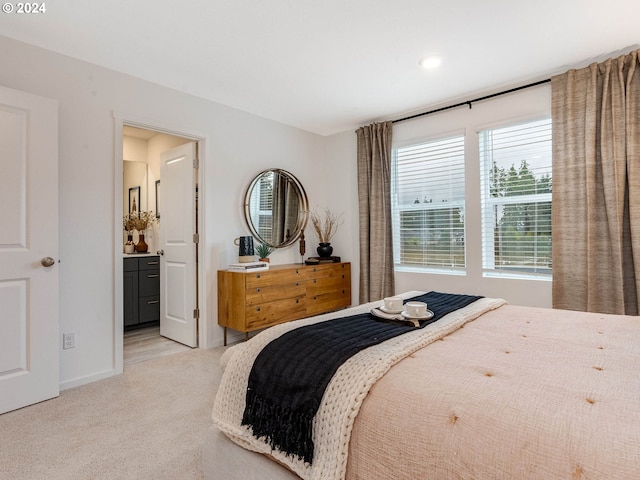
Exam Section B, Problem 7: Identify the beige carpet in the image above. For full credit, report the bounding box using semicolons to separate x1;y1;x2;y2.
0;347;225;480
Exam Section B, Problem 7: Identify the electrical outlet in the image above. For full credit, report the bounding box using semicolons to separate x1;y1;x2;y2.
63;333;75;349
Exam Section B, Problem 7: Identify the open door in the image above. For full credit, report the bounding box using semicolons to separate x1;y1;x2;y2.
0;85;59;413
159;142;198;347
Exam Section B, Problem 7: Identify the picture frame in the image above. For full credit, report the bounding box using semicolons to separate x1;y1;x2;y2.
129;186;140;214
155;180;160;218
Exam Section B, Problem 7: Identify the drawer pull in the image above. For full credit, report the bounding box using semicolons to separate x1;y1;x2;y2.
313;279;317;283
296;299;299;304
147;274;159;278
256;274;261;279
313;296;317;300
147;300;159;304
256;288;261;293
256;306;261;312
147;261;159;265
295;269;299;274
295;282;299;286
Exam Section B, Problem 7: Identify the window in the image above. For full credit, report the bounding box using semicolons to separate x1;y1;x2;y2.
392;135;466;271
248;172;274;243
479;119;552;276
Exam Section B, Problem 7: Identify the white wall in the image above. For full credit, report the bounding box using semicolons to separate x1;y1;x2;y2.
0;35;324;388
324;85;553;308
0;33;552;390
316;130;360;301
123;136;147;162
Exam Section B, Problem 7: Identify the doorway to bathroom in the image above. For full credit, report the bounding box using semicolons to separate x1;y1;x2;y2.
121;124;200;367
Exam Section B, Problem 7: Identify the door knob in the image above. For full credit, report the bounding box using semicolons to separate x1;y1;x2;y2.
41;257;55;267
157;250;164;256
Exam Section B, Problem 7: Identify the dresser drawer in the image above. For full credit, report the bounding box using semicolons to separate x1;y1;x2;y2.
245;267;306;289
245;297;307;330
306;275;349;296
245;281;305;306
306;263;350;279
307;288;351;316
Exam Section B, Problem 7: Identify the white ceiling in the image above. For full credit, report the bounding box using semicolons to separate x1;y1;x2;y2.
0;0;637;136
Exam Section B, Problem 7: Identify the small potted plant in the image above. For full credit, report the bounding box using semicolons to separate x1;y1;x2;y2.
256;242;274;262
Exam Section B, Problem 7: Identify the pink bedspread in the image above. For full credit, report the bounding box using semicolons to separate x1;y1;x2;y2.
345;305;640;479
213;293;505;480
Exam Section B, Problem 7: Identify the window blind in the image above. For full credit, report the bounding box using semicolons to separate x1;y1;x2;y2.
249;172;274;243
479;118;552;276
392;135;466;270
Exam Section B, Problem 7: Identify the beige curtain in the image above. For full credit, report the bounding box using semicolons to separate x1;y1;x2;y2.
356;121;394;303
551;49;640;314
272;174;298;245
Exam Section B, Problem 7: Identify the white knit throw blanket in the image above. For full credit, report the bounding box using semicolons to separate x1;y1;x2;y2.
213;292;506;480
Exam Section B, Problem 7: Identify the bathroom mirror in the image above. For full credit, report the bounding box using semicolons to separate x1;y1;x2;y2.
243;169;308;248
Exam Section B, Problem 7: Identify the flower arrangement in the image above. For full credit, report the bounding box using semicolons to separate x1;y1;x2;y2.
123;214;136;235
125;211;157;233
310;207;344;244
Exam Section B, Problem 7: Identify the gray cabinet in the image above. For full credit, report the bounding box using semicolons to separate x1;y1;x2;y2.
124;256;160;329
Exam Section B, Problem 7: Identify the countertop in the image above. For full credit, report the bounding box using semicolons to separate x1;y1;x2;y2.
123;252;159;258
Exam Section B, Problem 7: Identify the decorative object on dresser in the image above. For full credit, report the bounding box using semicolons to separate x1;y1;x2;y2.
299;231;306;258
305;255;341;265
310;206;344;258
227;261;269;272
234;235;255;263
123;255;160;329
316;242;333;258
255;242;274;262
217;262;351;345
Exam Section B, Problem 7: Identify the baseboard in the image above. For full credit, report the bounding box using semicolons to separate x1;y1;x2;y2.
59;368;118;391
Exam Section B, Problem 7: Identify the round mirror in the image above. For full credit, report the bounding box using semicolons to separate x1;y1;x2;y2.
243;169;309;248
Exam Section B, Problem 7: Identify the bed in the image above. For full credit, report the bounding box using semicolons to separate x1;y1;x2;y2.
205;291;640;480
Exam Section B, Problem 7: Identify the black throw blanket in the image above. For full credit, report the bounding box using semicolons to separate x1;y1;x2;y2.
241;291;482;464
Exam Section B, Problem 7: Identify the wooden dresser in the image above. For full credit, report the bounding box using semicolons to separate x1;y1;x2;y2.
217;262;351;344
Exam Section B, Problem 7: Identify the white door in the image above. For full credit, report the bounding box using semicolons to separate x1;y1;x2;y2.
159;142;198;347
0;85;59;414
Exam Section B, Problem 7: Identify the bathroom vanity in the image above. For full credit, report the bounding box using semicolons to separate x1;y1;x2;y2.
123;254;160;329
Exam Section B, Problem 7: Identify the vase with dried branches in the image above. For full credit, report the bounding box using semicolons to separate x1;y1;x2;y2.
310;207;344;258
130;211;158;253
123;214;137;253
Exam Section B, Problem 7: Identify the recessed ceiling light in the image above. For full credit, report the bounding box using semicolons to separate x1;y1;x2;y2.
419;56;442;70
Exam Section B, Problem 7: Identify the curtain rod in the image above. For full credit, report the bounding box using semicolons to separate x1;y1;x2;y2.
392;78;551;124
